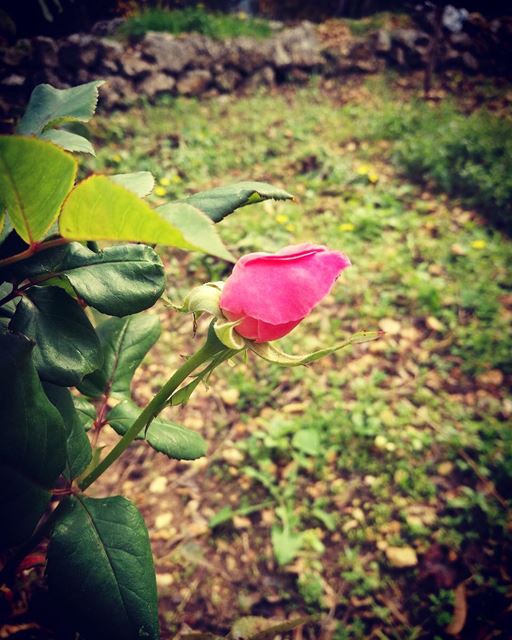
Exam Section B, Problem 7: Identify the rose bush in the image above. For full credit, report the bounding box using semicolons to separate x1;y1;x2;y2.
0;80;378;640
219;244;351;342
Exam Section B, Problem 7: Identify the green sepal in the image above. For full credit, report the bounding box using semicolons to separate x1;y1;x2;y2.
47;494;159;640
213;317;246;350
248;330;382;366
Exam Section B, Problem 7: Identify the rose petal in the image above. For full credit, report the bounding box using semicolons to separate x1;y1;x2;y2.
220;244;350;328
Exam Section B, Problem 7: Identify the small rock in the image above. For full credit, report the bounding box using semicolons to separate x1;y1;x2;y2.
98;75;135;110
437;460;453;476
221;388;240;406
222;447;244;465
59;33;98;70
426;316;445;332
120;54;152;78
379;318;401;335
215;68;242;92
32;36;59;68
155;513;172;529
462;51;479;72
385;546;418;568
177;69;212;96
149;476;168;494
233;515;251;529
138;72;176;99
451;243;467;256
245;65;275;89
375;29;392;54
141;32;195;73
1;74;25;87
156;573;174;588
477;369;504;387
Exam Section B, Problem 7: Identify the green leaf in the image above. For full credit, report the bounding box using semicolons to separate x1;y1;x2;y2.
108;400;207;460
47;495;159;640
231;615;319;640
59;176;234;260
0;136;77;244
292;429;320;456
10;242;165;317
9;286;102;386
177;181;294;223
0;331;66;550
248;330;382;366
43;383;92;480
16;80;104;136
73;396;96;431
40;129;95;155
157;202;235;262
110;171;154;197
78;314;160;398
271;526;304;566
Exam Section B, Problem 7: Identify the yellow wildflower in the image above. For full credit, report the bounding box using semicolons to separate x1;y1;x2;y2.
368;169;379;184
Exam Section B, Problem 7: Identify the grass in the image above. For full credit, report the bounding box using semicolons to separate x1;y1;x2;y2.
86;77;512;637
117;6;273;40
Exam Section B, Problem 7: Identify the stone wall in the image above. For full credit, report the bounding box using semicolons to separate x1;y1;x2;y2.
1;15;510;118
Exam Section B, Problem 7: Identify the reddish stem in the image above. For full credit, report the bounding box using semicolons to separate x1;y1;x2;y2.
0;237;69;268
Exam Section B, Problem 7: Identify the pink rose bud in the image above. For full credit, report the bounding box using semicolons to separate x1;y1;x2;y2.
219;243;351;343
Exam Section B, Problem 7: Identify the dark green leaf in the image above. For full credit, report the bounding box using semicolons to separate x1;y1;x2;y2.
78;314;160;398
0;331;66;550
73;396;96;431
43;383;92;480
8;242;165;317
40;129;95;155
47;495;159;640
9;286;102;386
16;80;104;136
108;400;207;460
176;181;293;223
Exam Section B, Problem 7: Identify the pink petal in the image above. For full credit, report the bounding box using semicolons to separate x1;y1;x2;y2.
220;244;350;328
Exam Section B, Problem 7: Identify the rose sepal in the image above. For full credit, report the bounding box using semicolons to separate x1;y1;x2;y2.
248;330;382;366
213;317;246;350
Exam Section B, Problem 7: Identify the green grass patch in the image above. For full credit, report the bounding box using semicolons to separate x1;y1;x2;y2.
117;6;273;40
86;79;512;636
